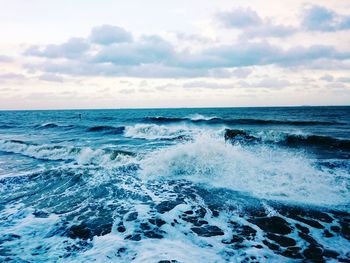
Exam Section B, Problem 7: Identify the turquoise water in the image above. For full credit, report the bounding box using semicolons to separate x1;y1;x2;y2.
0;107;349;262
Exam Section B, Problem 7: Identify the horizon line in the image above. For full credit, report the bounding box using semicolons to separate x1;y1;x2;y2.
1;104;349;112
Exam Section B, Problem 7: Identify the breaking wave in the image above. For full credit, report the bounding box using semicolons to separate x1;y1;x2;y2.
143;116;344;126
86;125;125;134
0;139;135;167
140;134;350;206
124;124;194;140
225;129;350;152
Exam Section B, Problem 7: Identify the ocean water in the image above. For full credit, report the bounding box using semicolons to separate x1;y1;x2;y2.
0;106;349;262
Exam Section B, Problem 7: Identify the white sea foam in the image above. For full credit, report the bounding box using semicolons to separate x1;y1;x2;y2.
140;133;350;206
124;124;194;140
0;139;134;168
186;114;217;121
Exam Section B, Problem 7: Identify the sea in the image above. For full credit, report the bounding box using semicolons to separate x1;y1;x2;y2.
0;106;349;262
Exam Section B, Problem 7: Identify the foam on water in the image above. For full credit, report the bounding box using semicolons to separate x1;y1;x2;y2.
124;124;194;140
140;133;350;207
0;139;134;168
186;114;217;121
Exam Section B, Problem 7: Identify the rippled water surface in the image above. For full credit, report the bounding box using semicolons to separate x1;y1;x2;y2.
0;107;349;262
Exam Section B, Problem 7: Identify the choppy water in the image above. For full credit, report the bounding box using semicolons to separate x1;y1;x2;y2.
0;107;349;262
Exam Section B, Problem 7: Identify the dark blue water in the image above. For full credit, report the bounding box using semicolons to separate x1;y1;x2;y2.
0;107;349;262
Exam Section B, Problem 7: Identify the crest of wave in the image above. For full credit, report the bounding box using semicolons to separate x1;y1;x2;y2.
124;124;193;139
140;133;350;206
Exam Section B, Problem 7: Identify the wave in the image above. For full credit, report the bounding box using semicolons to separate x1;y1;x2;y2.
143;116;343;126
140;134;350;206
0;124;14;129
86;125;125;134
185;114;217;121
34;122;76;130
283;134;350;150
0;139;135;167
224;129;350;152
124;124;193;140
35;122;59;128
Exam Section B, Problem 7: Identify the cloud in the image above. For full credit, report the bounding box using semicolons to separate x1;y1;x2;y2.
301;5;350;32
218;5;350;39
22;23;350;78
254;78;291;88
217;8;296;38
238;78;291;89
24;38;89;59
119;88;135;94
38;73;64;82
90;25;133;45
0;73;26;81
320;74;334;81
231;68;252;78
337;77;350;83
0;55;13;63
217;8;262;28
183;81;233;89
94;35;174;66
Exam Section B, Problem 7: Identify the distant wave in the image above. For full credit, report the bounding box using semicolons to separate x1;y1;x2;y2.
86;125;125;134
143;116;343;126
224;128;350;151
35;122;59;128
283;134;350;150
0;124;14;129
0;139;135;167
124;124;192;140
34;122;76;130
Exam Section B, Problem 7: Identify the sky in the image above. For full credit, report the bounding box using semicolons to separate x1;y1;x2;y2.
0;0;350;110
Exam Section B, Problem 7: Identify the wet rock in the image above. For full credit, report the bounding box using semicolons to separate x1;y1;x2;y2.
323;249;339;259
67;224;92;240
184;210;193;215
266;233;296;247
323;229;333;238
295;223;309;234
90;222;113;236
117;225;126;233
193;220;208;226
339;221;350;240
149;218;166;227
33;210;49;218
294;216;324;229
298;232;319;246
155;200;183;213
144;231;164;239
330;225;340;233
222;235;244;244
303;246;324;262
191;225;224;237
209;206;220;217
195;207;207;218
281;246;303;259
126;212;138;221
125;234;141;241
140;223;151;230
249;216;292;235
262;240;280;251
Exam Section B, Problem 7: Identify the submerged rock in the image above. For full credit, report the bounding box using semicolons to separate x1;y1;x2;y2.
249;216;292;235
191;225;224;237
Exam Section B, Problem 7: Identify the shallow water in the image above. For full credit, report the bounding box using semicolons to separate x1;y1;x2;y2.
0;107;349;262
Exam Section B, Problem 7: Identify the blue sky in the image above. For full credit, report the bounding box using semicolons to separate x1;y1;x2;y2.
0;0;349;109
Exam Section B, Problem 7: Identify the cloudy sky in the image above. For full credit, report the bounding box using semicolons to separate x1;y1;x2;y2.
0;0;350;109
